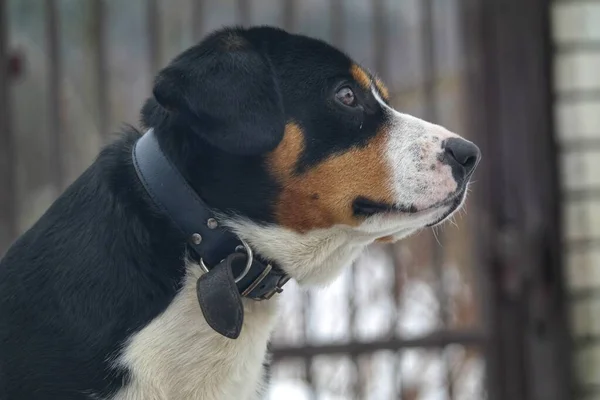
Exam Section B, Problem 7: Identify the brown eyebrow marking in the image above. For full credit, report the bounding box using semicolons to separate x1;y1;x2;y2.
350;64;390;101
374;76;390;100
350;64;371;91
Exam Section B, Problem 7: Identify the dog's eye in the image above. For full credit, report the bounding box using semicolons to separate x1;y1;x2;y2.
335;86;357;107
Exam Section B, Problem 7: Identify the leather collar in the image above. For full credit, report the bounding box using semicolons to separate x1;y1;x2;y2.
132;129;289;338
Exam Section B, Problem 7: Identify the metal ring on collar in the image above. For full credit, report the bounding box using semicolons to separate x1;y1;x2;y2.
199;239;254;283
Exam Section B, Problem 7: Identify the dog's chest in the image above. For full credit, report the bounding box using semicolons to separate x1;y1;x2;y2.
109;264;278;400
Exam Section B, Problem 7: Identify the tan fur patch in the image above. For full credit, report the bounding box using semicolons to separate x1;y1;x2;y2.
375;77;390;100
350;64;371;91
267;124;394;232
350;64;390;101
268;122;305;179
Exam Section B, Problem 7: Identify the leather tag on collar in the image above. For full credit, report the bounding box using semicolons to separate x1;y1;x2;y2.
196;253;246;339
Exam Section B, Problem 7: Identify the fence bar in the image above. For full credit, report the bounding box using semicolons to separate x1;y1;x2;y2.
390;246;406;398
0;0;16;254
372;0;387;78
420;0;437;123
420;0;446;304
271;330;485;360
92;0;110;137
192;0;204;41
147;0;161;76
462;0;573;398
237;0;250;26
421;0;449;325
347;263;362;398
301;291;315;398
329;0;344;48
282;0;295;32
372;0;397;397
46;0;64;189
420;2;457;398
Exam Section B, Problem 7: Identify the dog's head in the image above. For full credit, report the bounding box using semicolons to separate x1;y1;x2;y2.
142;26;480;285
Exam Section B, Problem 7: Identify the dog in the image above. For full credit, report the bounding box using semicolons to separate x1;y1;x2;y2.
0;26;480;400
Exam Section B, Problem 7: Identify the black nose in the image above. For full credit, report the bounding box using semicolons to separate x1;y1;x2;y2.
442;138;481;180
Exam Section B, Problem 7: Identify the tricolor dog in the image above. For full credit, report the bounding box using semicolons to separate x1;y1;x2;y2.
0;26;480;400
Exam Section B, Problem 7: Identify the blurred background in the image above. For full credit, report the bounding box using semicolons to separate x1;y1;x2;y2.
0;0;595;399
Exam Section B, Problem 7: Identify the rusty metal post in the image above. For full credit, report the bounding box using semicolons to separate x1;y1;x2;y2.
0;0;16;255
463;0;573;399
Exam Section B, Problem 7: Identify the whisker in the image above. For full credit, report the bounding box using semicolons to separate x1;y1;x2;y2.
432;226;442;247
449;215;459;228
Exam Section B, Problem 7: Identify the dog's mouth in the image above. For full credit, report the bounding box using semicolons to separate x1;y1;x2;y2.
353;186;467;223
425;188;466;227
352;197;418;217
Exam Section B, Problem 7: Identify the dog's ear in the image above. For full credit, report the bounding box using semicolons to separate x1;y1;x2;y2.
152;34;285;156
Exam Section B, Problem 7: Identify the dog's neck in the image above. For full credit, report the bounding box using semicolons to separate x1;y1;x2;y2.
221;216;421;287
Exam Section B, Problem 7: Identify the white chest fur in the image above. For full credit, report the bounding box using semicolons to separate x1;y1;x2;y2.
109;262;279;400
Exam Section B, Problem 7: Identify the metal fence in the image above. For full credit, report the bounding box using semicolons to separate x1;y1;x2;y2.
0;0;572;399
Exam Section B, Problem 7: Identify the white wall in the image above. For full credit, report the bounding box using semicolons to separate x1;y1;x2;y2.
553;0;600;396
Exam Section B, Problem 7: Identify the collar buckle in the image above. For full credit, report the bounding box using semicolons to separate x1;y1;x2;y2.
241;264;291;300
241;263;273;297
260;275;291;300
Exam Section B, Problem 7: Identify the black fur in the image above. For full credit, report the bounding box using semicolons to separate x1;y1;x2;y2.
152;28;285;156
0;26;390;399
0;130;185;399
